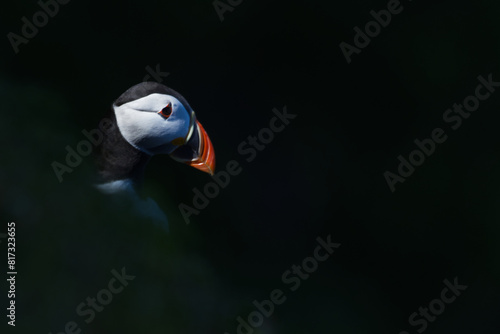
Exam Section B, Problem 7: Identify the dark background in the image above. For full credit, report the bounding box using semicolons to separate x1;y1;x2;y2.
1;0;500;333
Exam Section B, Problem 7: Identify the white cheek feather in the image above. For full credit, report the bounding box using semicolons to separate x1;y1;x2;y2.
113;93;192;155
125;93;171;111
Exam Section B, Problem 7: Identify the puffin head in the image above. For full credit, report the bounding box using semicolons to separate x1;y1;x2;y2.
112;82;215;175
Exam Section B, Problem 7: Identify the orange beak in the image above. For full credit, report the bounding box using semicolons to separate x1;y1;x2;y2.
186;120;215;175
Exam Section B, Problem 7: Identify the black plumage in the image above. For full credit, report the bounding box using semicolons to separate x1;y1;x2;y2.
97;82;193;185
96;111;150;185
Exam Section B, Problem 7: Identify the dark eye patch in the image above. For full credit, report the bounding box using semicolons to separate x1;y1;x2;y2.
159;103;173;118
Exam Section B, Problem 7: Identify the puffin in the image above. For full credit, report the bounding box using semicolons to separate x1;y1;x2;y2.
96;82;215;230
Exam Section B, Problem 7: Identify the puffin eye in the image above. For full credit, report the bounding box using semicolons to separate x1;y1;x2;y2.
159;103;172;118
